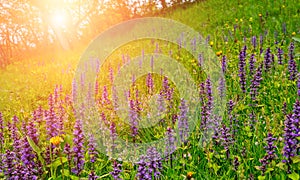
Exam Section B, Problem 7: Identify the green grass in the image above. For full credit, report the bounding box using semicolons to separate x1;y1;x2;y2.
0;0;300;179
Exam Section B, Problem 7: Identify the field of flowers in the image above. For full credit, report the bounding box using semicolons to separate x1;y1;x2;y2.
0;0;299;179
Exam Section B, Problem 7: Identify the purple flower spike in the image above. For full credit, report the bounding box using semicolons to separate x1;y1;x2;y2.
238;46;247;93
221;55;227;73
250;64;263;101
283;114;299;173
277;47;284;65
259;133;277;175
72;119;85;176
251;36;257;49
249;54;256;75
146;73;154;94
178;98;189;143
165;127;176;156
264;47;272;72
110;161;122;180
288;42;297;80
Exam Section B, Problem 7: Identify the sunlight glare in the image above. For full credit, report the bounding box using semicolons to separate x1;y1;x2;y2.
51;10;67;28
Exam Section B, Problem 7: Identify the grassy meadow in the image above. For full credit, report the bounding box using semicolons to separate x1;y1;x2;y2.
0;0;299;179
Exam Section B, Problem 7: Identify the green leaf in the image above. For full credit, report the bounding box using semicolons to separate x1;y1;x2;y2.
254;166;261;170
47;157;67;169
276;162;286;170
292;37;300;43
288;172;299;180
258;175;266;180
291;156;300;164
27;136;42;154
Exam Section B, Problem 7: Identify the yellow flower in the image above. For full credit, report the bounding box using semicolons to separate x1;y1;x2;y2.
210;41;214;46
240;18;243;22
50;136;63;146
282;5;285;8
292;32;296;36
187;172;193;179
216;51;223;56
259;13;262;17
249;17;253;22
225;41;228;45
235;18;238;22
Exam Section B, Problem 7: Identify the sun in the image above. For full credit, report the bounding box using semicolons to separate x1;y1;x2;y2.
51;10;67;28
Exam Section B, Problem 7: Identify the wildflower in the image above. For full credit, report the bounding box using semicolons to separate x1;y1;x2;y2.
147;147;162;178
240;18;243;22
216;51;222;56
259;133;277;175
288;42;297;80
259;13;262;17
249;17;253;22
178;98;189;143
251;36;257;49
250;64;263;101
165;127;176;157
221;55;227;73
110;160;122;180
238;46;247;93
210;41;214;46
187;172;193;179
264;47;272;72
282;5;285;8
88;134;98;164
233;157;240;171
292;32;296;36
50;136;63;146
45;94;59;138
218;77;225;98
249;54;256;75
72;119;85;176
283;114;298;173
235;18;238;22
221;124;233;159
146;73;154;93
277;47;284;65
136;155;151;179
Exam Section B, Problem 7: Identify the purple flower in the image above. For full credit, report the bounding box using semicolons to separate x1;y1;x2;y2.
161;77;174;101
218;77;225;98
221;124;233;159
233;157;239;171
221;55;227;73
102;85;111;106
72;119;85;176
111;161;122;180
251;36;257;49
64;143;72;172
88;134;97;164
89;170;98;180
264;47;272;72
288;42;297;80
283;114;298;173
3;150;17;178
0;112;3;147
178;98;189;143
146;73;154;94
21;122;36;167
249;54;256;75
238;46;247;93
165;127;176;157
10;116;22;159
259;133;277;175
250;64;263;101
297;75;300;97
277;47;284;65
136;155;151;180
129;98;139;141
147;147;162;178
110;122;117;152
45;94;59;138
